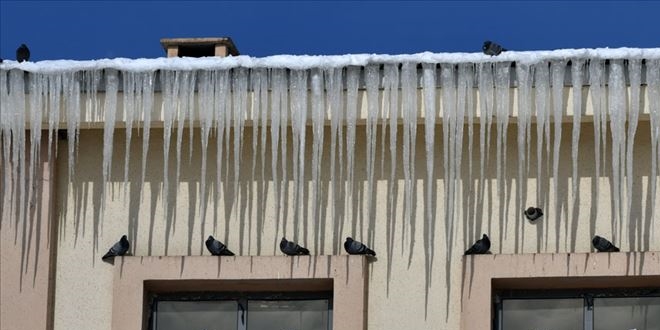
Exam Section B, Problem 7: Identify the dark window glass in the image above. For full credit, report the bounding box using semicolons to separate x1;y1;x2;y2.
247;300;330;330
154;300;238;330
594;297;660;330
502;298;583;330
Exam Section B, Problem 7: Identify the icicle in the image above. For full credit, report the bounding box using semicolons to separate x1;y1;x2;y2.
534;62;550;208
345;66;359;236
515;62;533;247
0;70;9;225
365;65;380;240
9;70;27;233
290;70;308;242
198;71;215;234
175;71;195;190
161;70;177;222
383;64;400;237
27;73;44;212
589;60;606;202
122;71;137;197
310;69;325;252
550;60;565;250
214;70;230;227
278;70;289;237
647;60;660;235
495;62;511;240
422;63;436;270
102;69;119;215
626;59;642;249
232;68;248;204
269;69;284;238
441;63;457;256
326;67;343;251
401;62;418;251
570;60;584;223
608;60;626;241
63;72;81;181
46;74;62;163
139;72;155;203
477;63;494;211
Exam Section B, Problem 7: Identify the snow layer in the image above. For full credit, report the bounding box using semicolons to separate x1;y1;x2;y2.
2;48;660;73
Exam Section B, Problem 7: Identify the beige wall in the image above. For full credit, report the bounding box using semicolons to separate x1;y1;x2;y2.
47;118;659;330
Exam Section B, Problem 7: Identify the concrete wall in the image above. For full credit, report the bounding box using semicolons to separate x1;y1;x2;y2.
47;118;659;330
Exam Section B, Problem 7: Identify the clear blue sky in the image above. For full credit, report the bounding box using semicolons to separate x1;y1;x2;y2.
1;1;659;61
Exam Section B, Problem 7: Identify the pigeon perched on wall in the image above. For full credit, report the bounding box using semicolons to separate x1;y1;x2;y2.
464;234;491;255
102;235;130;261
524;207;543;221
205;235;235;256
592;235;620;252
344;237;376;256
482;41;506;56
16;44;30;62
280;237;309;256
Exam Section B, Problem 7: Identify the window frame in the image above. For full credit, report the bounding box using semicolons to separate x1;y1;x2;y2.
148;290;334;330
494;287;660;330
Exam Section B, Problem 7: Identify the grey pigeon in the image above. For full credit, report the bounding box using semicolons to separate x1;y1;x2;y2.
465;234;491;255
592;235;620;252
102;235;130;260
524;207;543;221
344;237;376;256
280;237;309;256
482;40;506;56
16;44;30;62
205;235;235;256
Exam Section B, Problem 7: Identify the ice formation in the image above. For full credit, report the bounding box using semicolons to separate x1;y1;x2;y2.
1;47;659;260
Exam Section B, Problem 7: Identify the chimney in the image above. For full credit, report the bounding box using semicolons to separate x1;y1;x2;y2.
160;37;239;58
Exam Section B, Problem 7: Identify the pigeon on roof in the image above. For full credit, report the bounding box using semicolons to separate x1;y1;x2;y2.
16;44;30;62
280;237;310;256
102;235;130;261
464;234;491;255
205;235;235;256
483;41;507;56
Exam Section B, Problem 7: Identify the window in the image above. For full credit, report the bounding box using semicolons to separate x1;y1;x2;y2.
149;292;332;330
495;289;660;330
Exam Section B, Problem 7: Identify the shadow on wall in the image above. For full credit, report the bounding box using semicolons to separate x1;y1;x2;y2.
1;119;657;321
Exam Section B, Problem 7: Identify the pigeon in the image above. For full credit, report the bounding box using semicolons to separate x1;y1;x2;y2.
16;44;30;62
524;207;543;221
592;235;620;252
279;237;309;256
482;40;507;56
205;235;235;256
344;237;376;256
102;235;130;261
464;234;491;255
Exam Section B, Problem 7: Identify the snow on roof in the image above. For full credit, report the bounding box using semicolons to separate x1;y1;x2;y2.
1;48;659;73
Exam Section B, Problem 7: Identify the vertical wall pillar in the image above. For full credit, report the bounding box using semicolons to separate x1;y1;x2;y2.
0;134;58;330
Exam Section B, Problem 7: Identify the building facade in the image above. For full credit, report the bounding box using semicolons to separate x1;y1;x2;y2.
1;46;660;330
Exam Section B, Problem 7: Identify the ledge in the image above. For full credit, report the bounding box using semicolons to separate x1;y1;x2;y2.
461;251;660;330
111;255;368;330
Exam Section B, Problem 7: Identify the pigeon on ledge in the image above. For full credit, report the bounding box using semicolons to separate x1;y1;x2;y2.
205;235;235;256
102;235;130;261
344;237;376;256
465;234;491;255
280;237;310;256
592;235;620;252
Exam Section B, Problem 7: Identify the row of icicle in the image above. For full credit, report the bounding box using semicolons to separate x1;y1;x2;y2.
1;60;659;259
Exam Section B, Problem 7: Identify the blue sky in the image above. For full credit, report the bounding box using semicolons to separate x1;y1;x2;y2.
1;1;659;61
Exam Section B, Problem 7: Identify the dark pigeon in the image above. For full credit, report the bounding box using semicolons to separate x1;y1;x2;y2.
524;207;543;221
465;234;491;255
344;237;376;256
102;235;130;261
280;237;309;256
16;44;30;63
205;235;235;256
483;40;507;56
592;235;620;252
